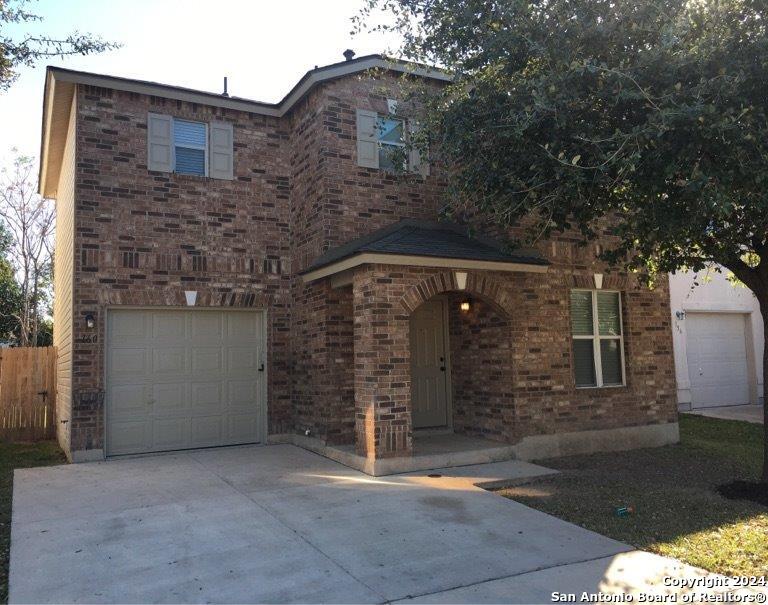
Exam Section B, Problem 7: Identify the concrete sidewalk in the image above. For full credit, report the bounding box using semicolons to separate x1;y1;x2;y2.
9;444;760;604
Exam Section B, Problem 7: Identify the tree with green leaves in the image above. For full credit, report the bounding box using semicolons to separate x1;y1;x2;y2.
1;0;119;91
0;221;22;342
358;0;768;484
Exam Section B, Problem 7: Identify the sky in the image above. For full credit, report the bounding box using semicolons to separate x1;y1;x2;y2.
0;0;401;170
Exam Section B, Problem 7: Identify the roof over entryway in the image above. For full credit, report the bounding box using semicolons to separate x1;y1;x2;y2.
301;220;549;282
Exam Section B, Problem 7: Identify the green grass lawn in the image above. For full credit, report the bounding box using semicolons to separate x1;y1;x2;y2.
500;414;768;577
0;442;65;603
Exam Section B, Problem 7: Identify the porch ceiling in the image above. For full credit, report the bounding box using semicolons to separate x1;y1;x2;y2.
301;220;549;282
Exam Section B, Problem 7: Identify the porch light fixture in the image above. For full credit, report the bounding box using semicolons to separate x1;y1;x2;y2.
85;314;95;329
459;299;471;313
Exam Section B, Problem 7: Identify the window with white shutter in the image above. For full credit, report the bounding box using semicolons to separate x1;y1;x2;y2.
570;289;625;387
376;116;407;171
356;109;379;168
356;109;429;175
146;113;234;179
209;121;234;180
408;120;429;176
173;119;207;176
147;113;173;172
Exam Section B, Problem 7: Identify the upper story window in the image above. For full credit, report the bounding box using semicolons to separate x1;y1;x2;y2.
376;117;406;171
356;108;429;176
147;112;234;180
173;119;207;176
570;289;625;388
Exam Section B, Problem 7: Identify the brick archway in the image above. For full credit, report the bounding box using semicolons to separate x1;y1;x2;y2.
401;270;517;448
399;271;515;317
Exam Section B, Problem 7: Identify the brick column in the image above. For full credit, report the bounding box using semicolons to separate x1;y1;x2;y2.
353;266;412;459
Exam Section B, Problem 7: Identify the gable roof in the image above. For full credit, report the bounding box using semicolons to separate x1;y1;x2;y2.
39;54;452;197
301;220;549;282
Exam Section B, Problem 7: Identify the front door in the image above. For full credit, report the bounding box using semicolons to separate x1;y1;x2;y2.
410;299;449;428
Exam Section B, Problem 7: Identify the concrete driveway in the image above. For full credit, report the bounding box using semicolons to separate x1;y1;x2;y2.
9;444;726;604
684;404;764;424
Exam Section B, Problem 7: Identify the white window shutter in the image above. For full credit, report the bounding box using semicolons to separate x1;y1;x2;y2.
408;120;430;177
209;121;234;180
147;113;172;172
356;109;379;169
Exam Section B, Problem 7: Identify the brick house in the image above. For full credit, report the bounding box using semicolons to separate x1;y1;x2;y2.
39;54;678;472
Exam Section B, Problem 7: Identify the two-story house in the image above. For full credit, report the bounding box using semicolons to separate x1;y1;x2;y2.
39;53;679;473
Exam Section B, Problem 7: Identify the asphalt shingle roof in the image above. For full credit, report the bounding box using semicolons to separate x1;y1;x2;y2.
303;220;548;273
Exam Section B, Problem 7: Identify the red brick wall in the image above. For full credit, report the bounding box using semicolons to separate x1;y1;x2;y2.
289;74;445;442
447;294;515;441
62;69;677;459
71;84;293;453
351;265;676;458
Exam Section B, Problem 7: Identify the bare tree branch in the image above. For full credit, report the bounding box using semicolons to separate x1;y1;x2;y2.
0;153;54;346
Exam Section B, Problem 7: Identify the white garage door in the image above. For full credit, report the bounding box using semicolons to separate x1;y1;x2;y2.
106;309;266;456
686;312;750;408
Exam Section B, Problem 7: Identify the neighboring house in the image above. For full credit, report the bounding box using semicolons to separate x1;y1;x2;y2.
669;268;764;409
39;53;679;471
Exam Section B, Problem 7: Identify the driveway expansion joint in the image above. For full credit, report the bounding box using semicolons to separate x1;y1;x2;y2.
185;448;389;603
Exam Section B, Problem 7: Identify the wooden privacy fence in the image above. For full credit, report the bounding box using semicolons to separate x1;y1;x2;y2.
0;347;57;441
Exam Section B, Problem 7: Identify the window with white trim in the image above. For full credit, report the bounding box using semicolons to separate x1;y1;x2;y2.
376;116;406;171
570;289;625;387
173;119;207;176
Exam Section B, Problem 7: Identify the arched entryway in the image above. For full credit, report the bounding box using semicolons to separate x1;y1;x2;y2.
348;266;524;464
409;289;515;442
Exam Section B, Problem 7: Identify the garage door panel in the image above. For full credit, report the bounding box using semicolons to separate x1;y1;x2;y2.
190;382;223;411
191;313;224;342
192;347;223;373
110;312;149;340
107;310;265;456
686;312;750;408
108;384;149;419
693;361;748;386
152;312;187;341
110;348;147;375
152;348;187;374
190;416;223;446
108;420;150;455
151;383;187;415
228;347;259;371
228;414;260;442
152;418;188;450
228;380;259;409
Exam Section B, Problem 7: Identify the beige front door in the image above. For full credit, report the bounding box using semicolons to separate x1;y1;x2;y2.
410;299;450;429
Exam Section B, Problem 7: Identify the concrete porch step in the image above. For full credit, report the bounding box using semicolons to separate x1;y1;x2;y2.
291;432;519;476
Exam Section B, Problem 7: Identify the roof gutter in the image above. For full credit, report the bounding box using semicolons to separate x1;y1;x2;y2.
38;70;53;196
44;55;451;119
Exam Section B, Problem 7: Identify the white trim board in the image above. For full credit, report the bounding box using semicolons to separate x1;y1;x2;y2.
301;253;549;283
682;306;754;314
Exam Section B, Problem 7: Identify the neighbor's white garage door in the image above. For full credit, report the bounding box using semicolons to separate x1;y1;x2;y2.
106;309;266;456
685;312;750;408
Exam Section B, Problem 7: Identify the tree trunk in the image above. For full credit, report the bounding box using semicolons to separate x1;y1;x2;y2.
727;266;768;483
